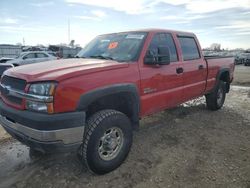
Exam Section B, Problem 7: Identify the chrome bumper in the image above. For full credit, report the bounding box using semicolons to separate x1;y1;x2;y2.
0;115;84;145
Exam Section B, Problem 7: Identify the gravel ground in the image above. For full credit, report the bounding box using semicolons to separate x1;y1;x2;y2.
0;127;8;141
232;65;250;86
0;65;250;188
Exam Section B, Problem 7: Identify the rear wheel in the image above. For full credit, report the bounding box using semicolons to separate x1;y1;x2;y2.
205;80;226;111
80;109;133;174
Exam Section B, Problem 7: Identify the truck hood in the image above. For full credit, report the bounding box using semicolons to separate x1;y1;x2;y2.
4;58;129;82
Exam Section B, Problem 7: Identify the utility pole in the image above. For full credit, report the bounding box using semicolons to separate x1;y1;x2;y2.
68;18;70;44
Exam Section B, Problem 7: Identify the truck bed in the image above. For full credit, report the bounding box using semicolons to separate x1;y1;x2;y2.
204;55;234;59
204;56;235;93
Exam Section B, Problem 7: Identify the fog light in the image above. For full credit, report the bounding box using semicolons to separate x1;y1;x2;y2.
26;100;54;113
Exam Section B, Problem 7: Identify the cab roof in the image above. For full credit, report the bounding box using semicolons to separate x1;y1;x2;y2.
99;28;195;37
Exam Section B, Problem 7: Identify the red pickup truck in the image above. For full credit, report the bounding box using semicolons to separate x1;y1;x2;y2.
0;29;234;174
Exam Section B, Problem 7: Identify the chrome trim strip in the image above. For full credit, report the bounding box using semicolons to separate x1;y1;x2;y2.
0;115;84;145
0;84;53;102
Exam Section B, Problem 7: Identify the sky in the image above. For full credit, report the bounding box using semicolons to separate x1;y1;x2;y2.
0;0;250;49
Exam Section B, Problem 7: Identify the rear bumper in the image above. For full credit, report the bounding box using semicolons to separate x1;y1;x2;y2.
0;100;85;153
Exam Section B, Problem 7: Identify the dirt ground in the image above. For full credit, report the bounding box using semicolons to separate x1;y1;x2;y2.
0;65;250;188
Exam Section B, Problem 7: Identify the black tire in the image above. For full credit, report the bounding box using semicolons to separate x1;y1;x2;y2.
205;80;226;111
81;109;133;174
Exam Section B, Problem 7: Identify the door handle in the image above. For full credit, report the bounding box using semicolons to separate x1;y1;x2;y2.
198;65;204;70
176;67;184;74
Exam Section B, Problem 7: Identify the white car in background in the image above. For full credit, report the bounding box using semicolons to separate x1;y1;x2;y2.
0;57;14;63
7;51;57;66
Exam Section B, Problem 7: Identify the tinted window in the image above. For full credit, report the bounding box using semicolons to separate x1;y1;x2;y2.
148;33;178;62
36;53;48;58
48;52;57;57
178;37;200;61
24;53;35;59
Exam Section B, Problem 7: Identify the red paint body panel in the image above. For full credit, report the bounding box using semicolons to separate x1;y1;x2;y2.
205;57;235;92
53;63;140;113
2;29;235;117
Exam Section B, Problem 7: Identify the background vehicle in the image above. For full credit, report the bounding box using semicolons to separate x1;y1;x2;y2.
0;29;234;174
0;63;14;77
47;51;60;59
0;57;14;76
234;55;243;65
243;53;250;66
0;57;14;64
6;51;57;66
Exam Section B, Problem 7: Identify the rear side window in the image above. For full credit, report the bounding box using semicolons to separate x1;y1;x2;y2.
148;33;178;62
178;37;200;61
24;53;35;59
36;53;48;58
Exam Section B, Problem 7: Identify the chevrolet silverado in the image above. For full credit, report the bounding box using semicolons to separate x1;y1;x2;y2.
0;29;235;174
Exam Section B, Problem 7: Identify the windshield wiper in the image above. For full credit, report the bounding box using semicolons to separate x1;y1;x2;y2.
88;55;114;60
75;55;88;58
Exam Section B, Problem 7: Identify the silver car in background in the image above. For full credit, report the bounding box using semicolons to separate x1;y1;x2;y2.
7;51;57;66
0;51;58;76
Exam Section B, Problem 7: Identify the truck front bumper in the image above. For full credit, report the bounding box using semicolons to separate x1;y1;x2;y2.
0;100;85;153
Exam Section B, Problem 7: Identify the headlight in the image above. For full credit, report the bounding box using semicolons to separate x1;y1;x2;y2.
29;83;56;96
26;82;56;113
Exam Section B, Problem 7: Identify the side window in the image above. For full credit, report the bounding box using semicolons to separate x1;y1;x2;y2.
148;34;159;57
148;33;178;62
36;53;48;58
24;53;35;59
178;37;200;61
160;33;178;62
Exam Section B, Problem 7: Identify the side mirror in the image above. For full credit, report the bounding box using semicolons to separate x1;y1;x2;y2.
144;46;171;65
144;51;157;65
23;56;27;60
157;46;170;65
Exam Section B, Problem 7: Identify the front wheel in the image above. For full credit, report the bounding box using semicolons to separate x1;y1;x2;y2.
81;109;133;174
205;80;226;111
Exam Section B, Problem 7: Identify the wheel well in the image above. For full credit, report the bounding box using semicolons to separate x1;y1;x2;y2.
219;71;230;92
85;92;139;129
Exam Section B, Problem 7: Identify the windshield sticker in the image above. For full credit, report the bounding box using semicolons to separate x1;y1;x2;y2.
101;39;110;43
108;42;118;49
126;34;144;39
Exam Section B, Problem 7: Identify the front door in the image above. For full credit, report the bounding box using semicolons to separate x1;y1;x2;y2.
139;32;183;116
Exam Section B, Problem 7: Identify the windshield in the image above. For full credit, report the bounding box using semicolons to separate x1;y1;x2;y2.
16;52;27;59
76;32;147;62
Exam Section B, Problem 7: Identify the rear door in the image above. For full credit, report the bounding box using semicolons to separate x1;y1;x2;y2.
35;52;49;63
177;36;207;101
139;32;183;116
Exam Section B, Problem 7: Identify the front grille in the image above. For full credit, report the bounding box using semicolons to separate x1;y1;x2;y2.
1;76;26;91
1;75;26;105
